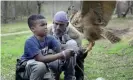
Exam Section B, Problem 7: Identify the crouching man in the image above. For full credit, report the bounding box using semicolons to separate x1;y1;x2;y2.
47;11;94;80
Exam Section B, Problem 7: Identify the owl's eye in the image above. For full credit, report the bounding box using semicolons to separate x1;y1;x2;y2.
76;27;83;33
75;21;78;25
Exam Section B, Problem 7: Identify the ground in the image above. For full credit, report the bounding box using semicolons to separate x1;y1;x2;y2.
1;15;133;80
84;39;133;80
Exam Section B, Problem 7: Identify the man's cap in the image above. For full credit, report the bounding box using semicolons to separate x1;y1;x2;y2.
53;11;68;23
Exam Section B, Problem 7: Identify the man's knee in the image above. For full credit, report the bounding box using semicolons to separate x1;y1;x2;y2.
68;56;76;65
64;57;76;73
65;39;79;51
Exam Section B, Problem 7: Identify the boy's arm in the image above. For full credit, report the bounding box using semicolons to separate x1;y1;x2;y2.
35;36;75;63
35;51;62;63
24;38;74;63
35;49;73;63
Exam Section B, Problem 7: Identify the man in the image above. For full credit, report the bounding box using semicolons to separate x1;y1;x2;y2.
48;11;94;80
16;14;76;80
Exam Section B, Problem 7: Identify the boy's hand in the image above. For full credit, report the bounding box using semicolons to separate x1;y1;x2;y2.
61;49;75;59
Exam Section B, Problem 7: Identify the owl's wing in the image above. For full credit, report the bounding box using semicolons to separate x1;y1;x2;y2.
81;1;116;26
69;1;121;43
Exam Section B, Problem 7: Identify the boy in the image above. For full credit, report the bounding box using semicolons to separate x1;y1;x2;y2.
16;14;76;80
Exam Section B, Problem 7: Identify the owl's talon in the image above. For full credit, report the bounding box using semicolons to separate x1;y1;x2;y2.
84;41;95;54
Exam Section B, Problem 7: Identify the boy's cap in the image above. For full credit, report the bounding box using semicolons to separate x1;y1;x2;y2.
53;11;68;23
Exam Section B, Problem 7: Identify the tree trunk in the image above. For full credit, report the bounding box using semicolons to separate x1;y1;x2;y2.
116;1;129;18
123;1;133;17
130;1;133;14
37;1;42;14
3;1;8;24
52;1;55;17
12;1;16;21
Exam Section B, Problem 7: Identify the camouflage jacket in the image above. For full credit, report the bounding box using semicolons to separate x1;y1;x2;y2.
47;23;83;47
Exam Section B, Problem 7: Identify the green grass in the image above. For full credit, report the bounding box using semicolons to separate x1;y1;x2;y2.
1;17;133;80
1;21;52;34
1;21;29;34
90;39;133;55
107;15;133;28
2;33;133;80
1;33;32;80
82;39;133;80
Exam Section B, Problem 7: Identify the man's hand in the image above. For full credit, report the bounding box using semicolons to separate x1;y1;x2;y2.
61;49;75;59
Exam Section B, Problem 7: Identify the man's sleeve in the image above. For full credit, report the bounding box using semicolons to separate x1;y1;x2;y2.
24;40;40;59
68;25;83;47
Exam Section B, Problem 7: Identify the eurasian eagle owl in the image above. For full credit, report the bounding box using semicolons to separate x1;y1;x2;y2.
69;1;121;43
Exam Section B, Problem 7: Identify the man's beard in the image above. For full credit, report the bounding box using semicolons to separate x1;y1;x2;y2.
55;29;65;37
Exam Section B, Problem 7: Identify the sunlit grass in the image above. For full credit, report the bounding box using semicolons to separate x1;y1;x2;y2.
1;21;52;34
1;33;32;80
1;17;133;80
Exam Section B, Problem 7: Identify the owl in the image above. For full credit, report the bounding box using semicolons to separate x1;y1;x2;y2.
69;1;121;43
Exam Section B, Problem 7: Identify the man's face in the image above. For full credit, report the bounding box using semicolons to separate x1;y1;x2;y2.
31;19;47;37
53;21;68;36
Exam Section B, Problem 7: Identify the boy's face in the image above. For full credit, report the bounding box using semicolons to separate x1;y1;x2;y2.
53;21;68;37
31;19;47;37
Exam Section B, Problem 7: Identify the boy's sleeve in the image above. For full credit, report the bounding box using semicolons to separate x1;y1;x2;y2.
24;40;40;59
49;37;61;53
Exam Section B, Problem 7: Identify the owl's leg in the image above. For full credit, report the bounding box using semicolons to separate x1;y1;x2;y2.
84;41;95;54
